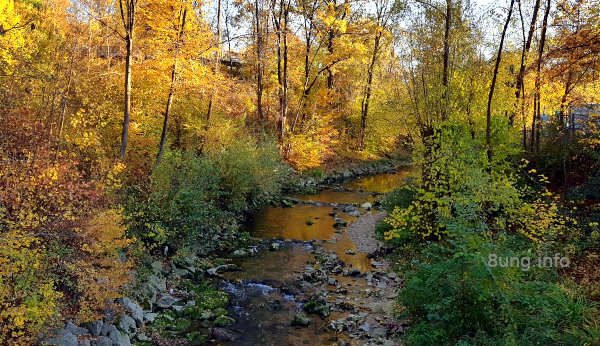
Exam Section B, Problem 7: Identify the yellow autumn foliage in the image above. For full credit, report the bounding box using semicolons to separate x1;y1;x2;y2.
0;230;61;345
72;209;134;322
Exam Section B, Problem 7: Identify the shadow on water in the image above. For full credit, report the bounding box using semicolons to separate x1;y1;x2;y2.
248;205;370;272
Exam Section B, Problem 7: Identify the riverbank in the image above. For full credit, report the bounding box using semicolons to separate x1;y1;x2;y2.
42;165;411;346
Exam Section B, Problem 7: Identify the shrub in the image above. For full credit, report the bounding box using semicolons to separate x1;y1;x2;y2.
207;139;288;212
71;210;133;322
384;123;569;242
383;121;598;345
400;231;596;345
0;230;61;344
381;187;415;213
125;139;288;251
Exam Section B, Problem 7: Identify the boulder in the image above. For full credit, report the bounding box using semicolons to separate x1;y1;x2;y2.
174;254;198;273
94;336;112;346
140;274;167;303
232;249;248;257
65;321;89;336
347;210;361;217
333;218;348;228
143;312;158;323
84;321;102;336
342;205;357;213
361;202;372;210
206;264;238;277
42;330;78;346
369;326;387;338
171;267;189;278
100;323;114;337
104;324;131;346
78;338;91;346
117;314;136;335
281;199;295;208
147;274;167;291
156;293;179;309
344;268;361;277
150;261;164;274
211;328;236;342
120;298;144;326
135;333;151;342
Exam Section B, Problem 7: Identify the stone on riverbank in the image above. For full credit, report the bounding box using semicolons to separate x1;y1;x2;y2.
206;264;238;276
120;297;144;326
212;328;236;342
155;293;179;309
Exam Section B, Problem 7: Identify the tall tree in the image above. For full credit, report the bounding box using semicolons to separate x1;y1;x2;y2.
254;0;265;125
358;0;399;150
156;4;188;165
511;0;541;131
530;0;551;152
205;0;222;126
118;0;140;159
486;0;515;162
441;0;451;121
271;0;291;146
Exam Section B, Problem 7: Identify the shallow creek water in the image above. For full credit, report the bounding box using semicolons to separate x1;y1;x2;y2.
217;170;409;345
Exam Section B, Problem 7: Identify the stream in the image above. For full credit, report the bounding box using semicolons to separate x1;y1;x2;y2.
214;170;410;346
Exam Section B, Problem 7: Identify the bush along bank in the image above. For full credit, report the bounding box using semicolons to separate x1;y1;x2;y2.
377;124;600;345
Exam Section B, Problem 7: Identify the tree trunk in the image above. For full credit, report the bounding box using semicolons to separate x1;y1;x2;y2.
255;0;265;125
327;28;335;89
530;93;537;149
531;0;551;153
359;33;381;151
120;34;133;160
55;55;74;158
511;0;540;127
441;0;451;121
486;0;515;163
282;6;289;142
156;60;177;165
274;0;289;145
559;73;572;190
156;7;187;165
206;0;221;124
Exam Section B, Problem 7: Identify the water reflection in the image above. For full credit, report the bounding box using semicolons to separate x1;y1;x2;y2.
250;205;351;241
343;170;412;193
